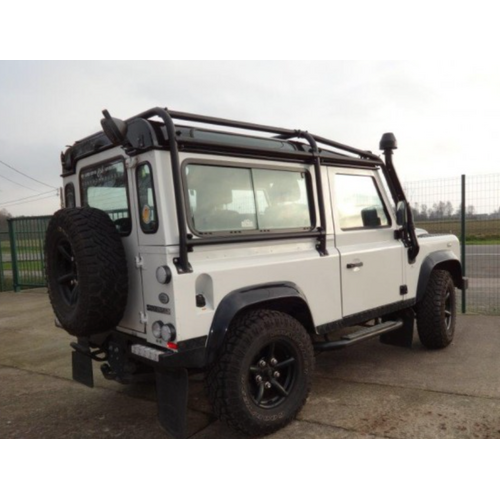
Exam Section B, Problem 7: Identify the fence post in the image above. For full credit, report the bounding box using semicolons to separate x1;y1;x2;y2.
0;233;5;292
460;174;466;313
8;219;20;293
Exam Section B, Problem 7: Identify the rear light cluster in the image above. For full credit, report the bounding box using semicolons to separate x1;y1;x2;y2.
152;321;176;343
156;266;172;284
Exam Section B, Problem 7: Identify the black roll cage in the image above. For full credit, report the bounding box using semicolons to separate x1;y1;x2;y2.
65;106;419;273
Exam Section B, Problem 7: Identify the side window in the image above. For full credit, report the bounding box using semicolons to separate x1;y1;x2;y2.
253;169;311;230
335;174;390;230
80;159;131;235
136;163;159;233
185;164;312;234
187;165;256;232
64;183;75;208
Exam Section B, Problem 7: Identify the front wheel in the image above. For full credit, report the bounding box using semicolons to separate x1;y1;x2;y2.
416;269;456;349
206;310;314;437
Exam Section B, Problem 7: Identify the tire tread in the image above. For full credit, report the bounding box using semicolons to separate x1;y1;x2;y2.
45;208;128;336
416;269;456;349
206;309;314;437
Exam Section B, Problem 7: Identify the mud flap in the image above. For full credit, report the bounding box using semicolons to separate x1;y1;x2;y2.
155;368;189;439
379;309;414;348
72;347;94;388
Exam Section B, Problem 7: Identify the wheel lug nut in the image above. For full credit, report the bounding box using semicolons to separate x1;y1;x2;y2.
258;360;267;368
270;358;278;366
273;371;280;378
255;375;263;383
264;382;272;389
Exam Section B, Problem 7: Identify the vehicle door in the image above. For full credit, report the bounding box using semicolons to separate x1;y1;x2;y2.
328;168;406;317
79;155;145;334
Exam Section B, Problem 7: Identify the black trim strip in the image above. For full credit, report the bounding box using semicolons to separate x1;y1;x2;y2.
177;138;382;168
188;231;320;247
317;299;417;336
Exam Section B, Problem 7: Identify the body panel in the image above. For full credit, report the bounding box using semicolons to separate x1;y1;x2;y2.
67;141;462;348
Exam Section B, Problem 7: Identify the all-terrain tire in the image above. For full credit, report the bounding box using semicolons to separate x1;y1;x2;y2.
45;207;128;336
206;309;314;437
416;269;456;349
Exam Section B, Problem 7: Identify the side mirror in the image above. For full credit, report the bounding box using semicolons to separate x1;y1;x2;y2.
100;109;128;146
396;200;408;226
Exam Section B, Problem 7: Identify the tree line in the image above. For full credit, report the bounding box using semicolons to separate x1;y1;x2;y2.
411;201;500;221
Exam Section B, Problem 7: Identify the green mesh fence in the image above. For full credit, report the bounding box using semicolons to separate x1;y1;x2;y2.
404;174;500;314
5;216;52;292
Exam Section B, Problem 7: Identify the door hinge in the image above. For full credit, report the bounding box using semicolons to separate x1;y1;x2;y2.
135;255;145;269
139;311;148;325
400;285;408;295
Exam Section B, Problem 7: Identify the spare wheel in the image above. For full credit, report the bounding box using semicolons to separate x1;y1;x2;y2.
45;207;128;336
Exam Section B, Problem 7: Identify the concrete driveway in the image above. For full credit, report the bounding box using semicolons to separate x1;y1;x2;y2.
1;289;499;439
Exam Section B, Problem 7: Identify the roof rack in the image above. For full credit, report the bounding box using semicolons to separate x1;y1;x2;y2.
165;109;381;163
66;107;417;272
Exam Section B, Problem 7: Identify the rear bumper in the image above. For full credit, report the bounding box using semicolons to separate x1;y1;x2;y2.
72;332;209;386
130;337;207;369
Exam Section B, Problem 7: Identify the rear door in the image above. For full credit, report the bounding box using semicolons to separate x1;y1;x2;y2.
328;168;406;317
79;155;145;335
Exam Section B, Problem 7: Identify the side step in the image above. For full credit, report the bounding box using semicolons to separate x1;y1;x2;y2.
314;320;404;352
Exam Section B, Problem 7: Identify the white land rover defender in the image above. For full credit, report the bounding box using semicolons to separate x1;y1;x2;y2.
45;107;467;438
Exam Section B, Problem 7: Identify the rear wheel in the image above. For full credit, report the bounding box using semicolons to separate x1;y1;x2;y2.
416;269;456;349
207;309;314;437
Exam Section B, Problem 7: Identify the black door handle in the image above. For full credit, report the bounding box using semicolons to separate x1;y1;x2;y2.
347;262;364;269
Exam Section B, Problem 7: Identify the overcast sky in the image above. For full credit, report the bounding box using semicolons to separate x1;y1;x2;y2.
1;60;500;216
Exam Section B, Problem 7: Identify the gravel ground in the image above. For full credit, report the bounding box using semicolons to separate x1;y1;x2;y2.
1;289;499;439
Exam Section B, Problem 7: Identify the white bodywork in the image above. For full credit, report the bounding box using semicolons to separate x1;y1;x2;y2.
67;147;460;347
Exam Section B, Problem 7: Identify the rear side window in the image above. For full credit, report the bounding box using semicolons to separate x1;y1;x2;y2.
80;159;131;235
335;174;390;230
136;163;159;233
185;164;312;234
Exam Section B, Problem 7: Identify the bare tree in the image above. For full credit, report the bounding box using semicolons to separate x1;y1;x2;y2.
0;208;12;232
430;201;446;219
466;205;476;217
444;201;454;217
